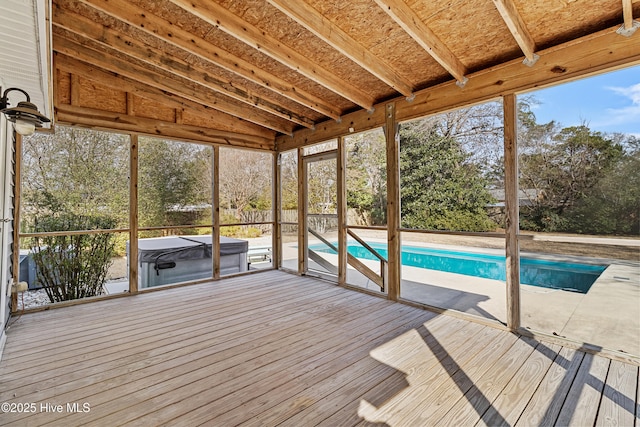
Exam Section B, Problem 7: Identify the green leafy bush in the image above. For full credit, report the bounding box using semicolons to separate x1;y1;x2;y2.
29;214;116;303
400;123;498;232
220;225;262;238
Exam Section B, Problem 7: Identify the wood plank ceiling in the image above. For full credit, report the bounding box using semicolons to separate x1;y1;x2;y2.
51;0;640;149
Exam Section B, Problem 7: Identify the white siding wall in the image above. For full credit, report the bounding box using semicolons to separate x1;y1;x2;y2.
0;89;13;360
0;0;51;359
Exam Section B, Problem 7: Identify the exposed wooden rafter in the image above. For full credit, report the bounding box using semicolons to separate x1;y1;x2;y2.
167;0;375;110
372;0;468;87
52;6;315;129
491;0;539;66
48;0;640;144
623;0;634;29
56;104;274;149
53;35;295;135
76;0;341;120
618;0;639;37
278;25;640;150
266;0;414;97
54;54;276;140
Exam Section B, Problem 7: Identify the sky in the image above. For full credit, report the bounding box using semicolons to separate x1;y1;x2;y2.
523;65;640;138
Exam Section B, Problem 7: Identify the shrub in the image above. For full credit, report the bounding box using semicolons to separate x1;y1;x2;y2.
29;214;117;303
220;225;262;238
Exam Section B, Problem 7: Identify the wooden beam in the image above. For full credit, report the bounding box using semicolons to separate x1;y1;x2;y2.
298;148;306;274
266;0;414;97
11;133;21;314
277;106;387;152
70;74;80;105
53;34;294;135
503;93;520;331
347;254;384;289
272;152;281;270
337;137;347;285
52;6;316;129
129;134;139;294
277;25;640;150
491;0;538;65
76;0;341;120
622;0;634;30
126;93;135;116
54;54;274;140
373;0;468;86
385;102;400;301
55;104;274;150
308;250;339;275
167;0;375;110
175;108;183;125
212;146;220;280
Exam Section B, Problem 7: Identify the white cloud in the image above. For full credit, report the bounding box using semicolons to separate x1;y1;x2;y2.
595;83;640;128
608;82;640;105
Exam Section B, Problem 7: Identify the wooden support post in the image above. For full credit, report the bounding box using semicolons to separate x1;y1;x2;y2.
622;0;634;30
504;93;521;331
128;134;139;293
212;146;221;279
273;151;281;269
385;102;401;301
297;147;306;274
126;93;135;116
70;74;80;106
11;133;22;313
337;136;347;285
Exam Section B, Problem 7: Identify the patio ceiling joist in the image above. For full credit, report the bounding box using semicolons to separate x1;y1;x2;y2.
54;54;276;141
53;34;296;135
265;0;414;97
277;25;640;151
491;0;538;65
623;0;634;28
620;0;639;36
55;104;274;149
74;0;341;121
373;0;468;87
52;7;315;130
167;0;376;110
50;0;640;147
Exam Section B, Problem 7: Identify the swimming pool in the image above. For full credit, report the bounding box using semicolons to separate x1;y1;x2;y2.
311;242;607;293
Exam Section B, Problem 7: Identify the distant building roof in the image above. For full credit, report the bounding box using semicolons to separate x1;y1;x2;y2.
487;188;540;207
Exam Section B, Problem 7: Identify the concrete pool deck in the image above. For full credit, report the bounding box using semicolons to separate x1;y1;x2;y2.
293;240;640;357
397;262;640;356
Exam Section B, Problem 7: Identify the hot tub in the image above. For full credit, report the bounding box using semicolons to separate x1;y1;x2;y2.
132;235;248;288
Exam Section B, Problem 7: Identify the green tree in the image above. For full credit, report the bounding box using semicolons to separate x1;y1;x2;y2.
399;121;497;232
519;125;624;231
566;139;640;235
219;148;272;221
21;127;129;228
138;138;212;229
346;129;387;225
279;151;299;211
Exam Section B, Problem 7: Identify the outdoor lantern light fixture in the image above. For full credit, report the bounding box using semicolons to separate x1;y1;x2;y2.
0;87;50;136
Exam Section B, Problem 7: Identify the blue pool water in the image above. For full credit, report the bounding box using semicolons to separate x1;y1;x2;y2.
311;242;606;293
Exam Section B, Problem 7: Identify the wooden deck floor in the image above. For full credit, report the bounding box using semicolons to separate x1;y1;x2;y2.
1;270;638;426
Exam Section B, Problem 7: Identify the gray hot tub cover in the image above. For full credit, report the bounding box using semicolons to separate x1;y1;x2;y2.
131;235;248;263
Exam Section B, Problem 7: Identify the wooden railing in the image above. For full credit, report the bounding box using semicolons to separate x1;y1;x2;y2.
307;227;339;274
347;228;387;291
307;226;387;291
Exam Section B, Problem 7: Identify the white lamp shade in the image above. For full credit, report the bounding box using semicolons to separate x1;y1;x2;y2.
14;119;36;136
